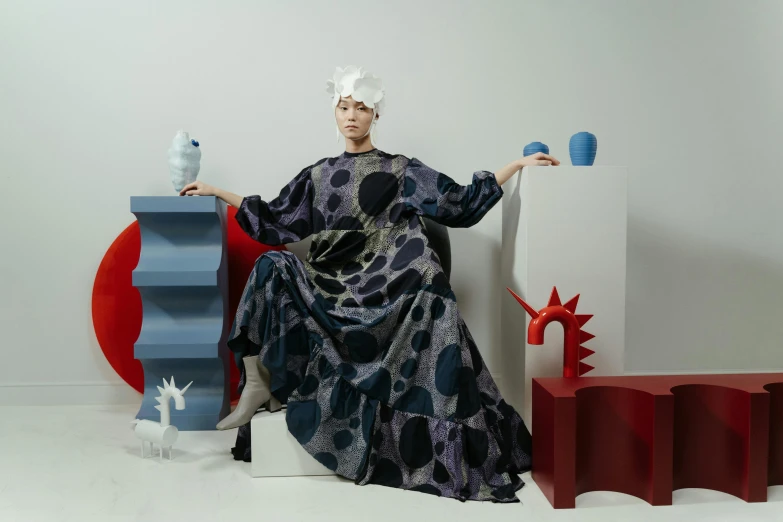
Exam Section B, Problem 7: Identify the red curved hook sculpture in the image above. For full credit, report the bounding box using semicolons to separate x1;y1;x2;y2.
507;286;595;377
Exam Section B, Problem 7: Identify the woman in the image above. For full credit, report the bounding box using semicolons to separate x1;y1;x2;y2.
180;66;559;502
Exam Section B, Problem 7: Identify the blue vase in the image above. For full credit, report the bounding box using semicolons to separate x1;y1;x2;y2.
569;132;597;166
523;141;550;157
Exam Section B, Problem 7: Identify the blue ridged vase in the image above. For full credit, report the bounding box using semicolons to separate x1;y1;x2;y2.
569;132;597;166
523;141;550;157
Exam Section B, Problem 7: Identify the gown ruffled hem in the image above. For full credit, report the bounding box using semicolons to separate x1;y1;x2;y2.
226;251;532;503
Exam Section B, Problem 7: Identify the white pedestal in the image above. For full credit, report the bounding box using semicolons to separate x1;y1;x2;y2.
250;410;336;478
500;166;628;426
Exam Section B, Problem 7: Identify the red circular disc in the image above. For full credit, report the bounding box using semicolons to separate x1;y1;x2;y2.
91;205;285;401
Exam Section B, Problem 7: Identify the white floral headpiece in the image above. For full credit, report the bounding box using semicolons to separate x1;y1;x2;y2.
326;66;385;144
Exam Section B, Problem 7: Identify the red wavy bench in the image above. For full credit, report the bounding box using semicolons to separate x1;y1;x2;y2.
532;373;783;508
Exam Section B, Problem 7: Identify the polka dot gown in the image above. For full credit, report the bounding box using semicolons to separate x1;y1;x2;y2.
227;149;532;502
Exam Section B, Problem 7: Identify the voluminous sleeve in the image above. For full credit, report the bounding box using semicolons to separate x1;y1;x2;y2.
401;157;503;228
235;166;314;245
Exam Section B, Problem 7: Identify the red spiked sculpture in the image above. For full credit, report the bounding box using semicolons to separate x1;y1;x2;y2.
507;287;595;377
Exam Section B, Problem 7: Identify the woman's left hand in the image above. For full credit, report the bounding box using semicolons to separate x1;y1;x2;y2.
493;152;561;187
518;152;560;168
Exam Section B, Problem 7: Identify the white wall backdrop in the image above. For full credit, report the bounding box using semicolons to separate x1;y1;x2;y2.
1;0;781;405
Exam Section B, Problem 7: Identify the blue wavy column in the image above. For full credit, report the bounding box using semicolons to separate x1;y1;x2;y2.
130;196;230;431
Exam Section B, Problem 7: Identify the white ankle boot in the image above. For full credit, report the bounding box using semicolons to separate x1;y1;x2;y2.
216;356;282;430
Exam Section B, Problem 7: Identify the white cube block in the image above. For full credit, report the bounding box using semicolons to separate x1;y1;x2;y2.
250;410;336;477
500;166;628;426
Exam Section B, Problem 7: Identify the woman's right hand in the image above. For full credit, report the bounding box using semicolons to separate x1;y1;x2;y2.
179;181;217;196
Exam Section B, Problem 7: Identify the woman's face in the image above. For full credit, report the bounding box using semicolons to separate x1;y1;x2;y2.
335;96;378;140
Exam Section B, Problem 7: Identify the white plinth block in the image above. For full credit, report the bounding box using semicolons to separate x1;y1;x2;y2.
250;410;337;478
500;166;628;426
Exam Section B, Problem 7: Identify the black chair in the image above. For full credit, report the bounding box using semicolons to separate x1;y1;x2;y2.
421;217;451;280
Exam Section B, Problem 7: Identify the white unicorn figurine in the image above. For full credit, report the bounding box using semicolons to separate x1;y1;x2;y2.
131;376;193;461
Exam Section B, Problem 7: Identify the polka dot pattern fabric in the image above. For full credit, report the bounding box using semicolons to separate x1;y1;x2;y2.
227;149;531;502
